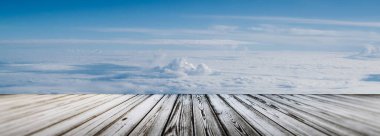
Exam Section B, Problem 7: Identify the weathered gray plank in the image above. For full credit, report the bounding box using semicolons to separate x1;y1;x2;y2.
345;94;380;103
98;94;163;136
31;95;135;136
0;94;36;101
265;94;380;135
333;95;380;105
63;95;149;136
0;94;118;136
129;95;178;136
290;95;380;128
260;94;364;135
220;94;293;136
207;94;260;136
0;95;93;122
0;94;47;103
0;94;19;99
237;95;326;135
315;95;380;113
163;94;194;136
192;95;226;136
0;94;68;111
0;94;379;136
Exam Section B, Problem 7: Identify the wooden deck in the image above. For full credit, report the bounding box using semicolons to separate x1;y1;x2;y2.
0;94;379;136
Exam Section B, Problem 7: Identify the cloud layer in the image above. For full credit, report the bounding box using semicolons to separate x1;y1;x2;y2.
1;50;380;94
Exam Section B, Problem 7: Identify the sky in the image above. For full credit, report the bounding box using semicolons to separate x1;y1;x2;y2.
1;0;380;51
1;0;380;94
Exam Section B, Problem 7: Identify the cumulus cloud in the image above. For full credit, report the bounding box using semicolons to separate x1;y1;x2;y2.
359;45;380;57
350;44;380;59
155;58;213;78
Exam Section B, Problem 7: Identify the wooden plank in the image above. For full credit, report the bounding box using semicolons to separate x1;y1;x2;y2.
265;94;380;135
0;95;92;122
162;94;194;136
192;95;226;136
259;94;362;135
0;94;101;128
207;94;260;136
0;94;18;98
334;95;380;104
0;94;68;110
0;94;34;101
0;94;119;136
322;95;380;111
63;95;149;136
290;95;380;127
344;94;380;103
0;94;45;103
307;95;380;114
31;95;135;136
98;95;163;136
129;95;178;136
220;94;292;136
236;95;325;136
0;94;379;136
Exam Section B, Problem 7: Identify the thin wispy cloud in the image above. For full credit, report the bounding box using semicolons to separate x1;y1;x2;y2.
198;15;380;28
0;39;251;46
3;25;379;48
209;25;239;32
91;28;217;35
234;25;380;47
90;25;239;35
248;24;380;37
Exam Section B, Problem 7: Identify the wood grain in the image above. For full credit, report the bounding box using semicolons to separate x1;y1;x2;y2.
208;94;260;136
192;95;226;136
163;94;194;136
129;95;177;136
0;94;379;136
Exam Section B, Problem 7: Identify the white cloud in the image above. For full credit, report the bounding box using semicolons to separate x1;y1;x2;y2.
155;58;213;78
349;44;380;59
202;15;380;28
10;64;76;71
248;24;380;37
2;25;380;49
89;25;239;36
2;50;380;93
3;24;380;49
209;25;239;32
230;24;380;47
249;25;341;36
92;28;219;35
0;39;251;46
86;24;380;48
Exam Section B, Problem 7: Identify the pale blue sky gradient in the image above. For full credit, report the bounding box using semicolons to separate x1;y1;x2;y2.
1;0;380;51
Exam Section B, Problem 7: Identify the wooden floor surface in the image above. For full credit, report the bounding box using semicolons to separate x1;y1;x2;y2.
0;94;379;136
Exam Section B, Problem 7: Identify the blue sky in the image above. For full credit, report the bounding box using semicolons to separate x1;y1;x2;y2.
1;0;380;94
1;0;380;51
